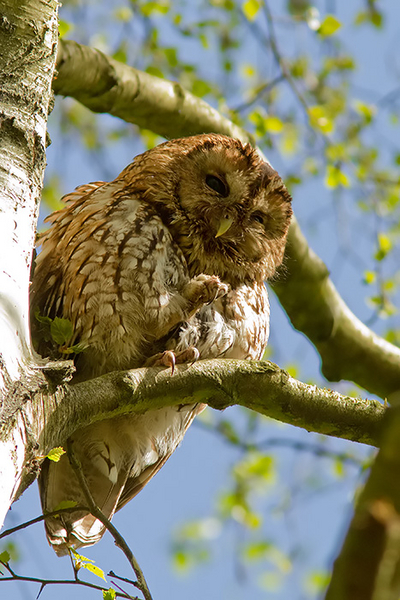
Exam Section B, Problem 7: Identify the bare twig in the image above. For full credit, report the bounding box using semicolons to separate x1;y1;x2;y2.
0;506;87;540
109;571;142;598
66;440;154;600
232;74;285;112
262;1;311;118
0;560;134;599
195;419;374;468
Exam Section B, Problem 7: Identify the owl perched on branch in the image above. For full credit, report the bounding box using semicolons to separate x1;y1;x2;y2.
30;133;292;555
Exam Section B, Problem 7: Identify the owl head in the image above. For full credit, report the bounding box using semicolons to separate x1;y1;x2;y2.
122;134;292;285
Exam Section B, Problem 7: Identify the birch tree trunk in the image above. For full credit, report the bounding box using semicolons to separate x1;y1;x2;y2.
0;0;59;528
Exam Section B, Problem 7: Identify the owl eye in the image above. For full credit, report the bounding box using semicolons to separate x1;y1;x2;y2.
251;211;266;225
205;174;229;197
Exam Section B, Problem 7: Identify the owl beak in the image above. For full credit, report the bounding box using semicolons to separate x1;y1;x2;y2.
215;216;234;238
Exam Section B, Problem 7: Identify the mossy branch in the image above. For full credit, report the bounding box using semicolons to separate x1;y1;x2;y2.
38;359;385;455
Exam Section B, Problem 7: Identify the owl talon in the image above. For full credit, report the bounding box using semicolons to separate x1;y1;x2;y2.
146;347;200;373
178;347;200;366
146;350;176;373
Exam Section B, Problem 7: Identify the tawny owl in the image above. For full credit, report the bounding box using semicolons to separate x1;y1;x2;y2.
30;133;292;556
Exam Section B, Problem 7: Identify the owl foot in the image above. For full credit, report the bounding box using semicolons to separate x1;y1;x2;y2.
146;347;200;374
183;274;229;308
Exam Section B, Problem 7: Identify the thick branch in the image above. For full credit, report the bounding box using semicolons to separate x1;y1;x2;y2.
272;220;400;400
326;406;400;600
53;40;251;142
37;359;385;456
52;40;400;400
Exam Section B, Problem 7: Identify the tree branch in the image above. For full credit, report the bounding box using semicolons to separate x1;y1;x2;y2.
272;219;400;401
52;39;400;400
53;39;251;143
326;406;400;600
37;359;385;457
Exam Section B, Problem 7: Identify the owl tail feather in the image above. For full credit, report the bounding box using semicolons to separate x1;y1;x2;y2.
39;449;130;557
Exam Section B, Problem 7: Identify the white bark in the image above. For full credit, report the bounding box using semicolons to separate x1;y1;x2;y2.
0;0;59;527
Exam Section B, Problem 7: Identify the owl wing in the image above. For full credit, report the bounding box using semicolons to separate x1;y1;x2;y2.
40;403;204;556
115;403;204;512
31;182;108;358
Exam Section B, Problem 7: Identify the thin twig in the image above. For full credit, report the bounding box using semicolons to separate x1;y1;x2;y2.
195;420;373;467
67;440;154;600
0;506;87;540
232;74;285;112
109;570;140;587
262;1;311;118
0;561;134;599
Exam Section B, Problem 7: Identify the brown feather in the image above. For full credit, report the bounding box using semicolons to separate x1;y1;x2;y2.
31;134;292;555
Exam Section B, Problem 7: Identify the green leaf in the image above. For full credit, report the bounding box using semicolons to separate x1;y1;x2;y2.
306;570;331;594
363;270;376;285
0;542;19;563
113;7;133;21
308;105;334;134
287;0;311;17
84;562;106;581
333;458;345;477
46;447;66;462
41;175;65;212
58;20;73;39
264;115;284;134
113;47;128;64
71;549;95;563
326;143;347;162
218;420;240;445
242;0;261;21
371;11;383;28
52;500;78;512
191;79;212;98
63;342;88;355
145;66;164;78
375;233;392;261
0;551;10;563
140;1;169;17
103;589;116;600
173;549;190;572
354;10;383;29
243;540;272;561
318;15;341;37
50;317;73;345
325;165;350;188
164;47;178;68
354;100;376;123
